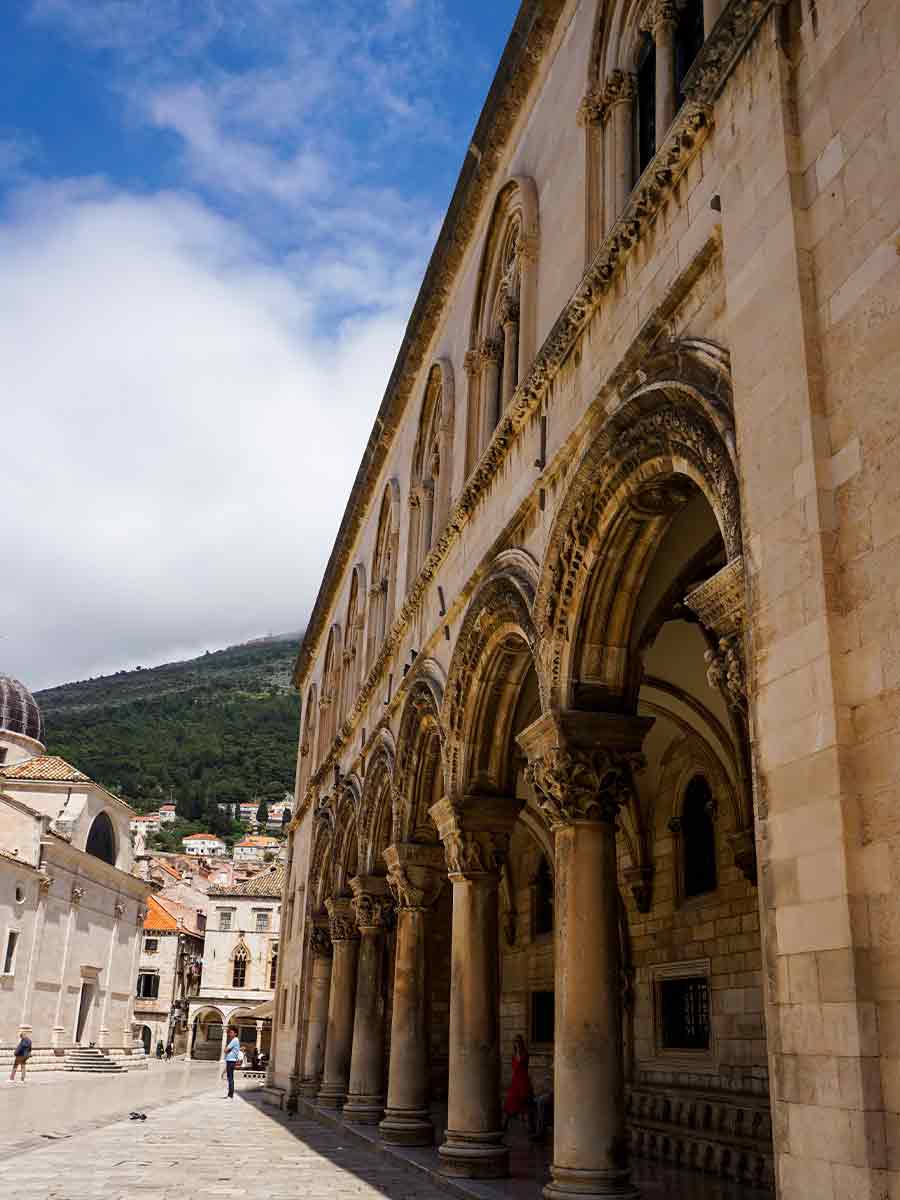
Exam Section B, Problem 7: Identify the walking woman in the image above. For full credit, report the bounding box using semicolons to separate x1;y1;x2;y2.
223;1026;241;1099
502;1035;533;1132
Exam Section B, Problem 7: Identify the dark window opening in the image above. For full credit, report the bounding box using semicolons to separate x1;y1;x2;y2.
660;976;710;1050
269;949;279;989
637;33;656;175
682;776;717;897
675;0;705;108
531;990;555;1044
3;931;18;974
136;972;159;999
232;954;247;988
533;855;554;936
86;812;116;866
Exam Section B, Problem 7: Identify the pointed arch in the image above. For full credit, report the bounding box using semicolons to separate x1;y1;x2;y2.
332;781;361;898
316;624;343;763
534;341;741;711
359;731;396;875
298;683;318;794
395;659;446;844
408;359;456;587
367;479;401;669
339;564;367;724
442;548;546;799
465;177;539;473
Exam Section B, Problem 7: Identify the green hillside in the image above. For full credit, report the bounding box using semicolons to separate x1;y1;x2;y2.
36;635;302;824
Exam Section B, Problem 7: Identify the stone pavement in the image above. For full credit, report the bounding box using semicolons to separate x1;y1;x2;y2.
0;1070;774;1200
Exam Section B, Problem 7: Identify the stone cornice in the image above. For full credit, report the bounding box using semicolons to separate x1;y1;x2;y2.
294;0;774;815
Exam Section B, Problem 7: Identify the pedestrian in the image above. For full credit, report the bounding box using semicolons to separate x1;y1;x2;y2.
223;1025;241;1099
502;1035;533;1133
156;1039;165;1060
165;1042;174;1061
10;1033;32;1082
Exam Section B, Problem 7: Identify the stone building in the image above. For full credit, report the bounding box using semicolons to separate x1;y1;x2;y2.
186;864;282;1061
269;2;900;1199
0;676;151;1066
134;893;204;1056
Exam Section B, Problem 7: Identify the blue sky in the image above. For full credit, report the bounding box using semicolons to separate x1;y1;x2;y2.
0;0;518;689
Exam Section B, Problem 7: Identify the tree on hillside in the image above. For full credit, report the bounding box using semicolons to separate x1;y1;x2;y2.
256;799;270;825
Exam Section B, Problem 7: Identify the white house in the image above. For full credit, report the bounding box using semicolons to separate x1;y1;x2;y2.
0;676;152;1071
181;834;227;857
130;813;161;835
158;805;177;825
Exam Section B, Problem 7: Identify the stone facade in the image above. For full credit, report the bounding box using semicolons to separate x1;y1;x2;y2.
133;893;203;1056
270;3;900;1198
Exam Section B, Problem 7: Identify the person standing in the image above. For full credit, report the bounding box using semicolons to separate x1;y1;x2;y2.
502;1035;533;1132
10;1033;32;1082
223;1025;241;1099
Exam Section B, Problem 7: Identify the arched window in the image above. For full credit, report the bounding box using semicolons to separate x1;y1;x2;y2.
408;362;454;586
466;178;538;474
367;482;400;669
298;683;318;787
636;33;656;175
532;854;554;936
85;811;116;866
682;775;717;898
316;625;342;762
269;944;279;989
339;566;366;724
232;945;249;988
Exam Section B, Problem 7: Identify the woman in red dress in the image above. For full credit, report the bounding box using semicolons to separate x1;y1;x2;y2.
503;1035;533;1131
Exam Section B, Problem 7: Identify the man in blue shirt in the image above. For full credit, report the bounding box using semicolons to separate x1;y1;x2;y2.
10;1034;31;1082
223;1026;241;1099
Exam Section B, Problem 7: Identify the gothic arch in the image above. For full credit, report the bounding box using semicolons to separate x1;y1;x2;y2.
408;360;456;587
395;660;446;844
465;177;539;473
316;624;343;763
309;806;335;914
339;564;367;724
331;781;361;897
298;683;318;796
359;733;396;875
442;548;545;799
367;479;401;670
534;343;740;711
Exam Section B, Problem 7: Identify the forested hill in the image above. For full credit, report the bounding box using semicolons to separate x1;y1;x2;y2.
36;635;302;819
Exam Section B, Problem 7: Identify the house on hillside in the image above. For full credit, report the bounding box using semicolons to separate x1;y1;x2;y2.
0;676;151;1070
233;835;280;865
130;812;161;835
181;833;226;856
134;894;204;1057
187;864;283;1062
158;804;177;825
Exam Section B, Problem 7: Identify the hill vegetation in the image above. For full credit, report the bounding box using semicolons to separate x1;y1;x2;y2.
37;635;302;827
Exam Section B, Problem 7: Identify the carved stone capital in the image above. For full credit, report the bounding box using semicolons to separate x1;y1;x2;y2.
479;335;503;366
604;68;637;106
70;885;85;907
325;896;359;942
685;557;745;637
310;923;333;958
642;0;679;32
624;865;654;913
37;874;53;896
518;711;653;832
113;901;126;919
383;843;445;910
463;348;481;377
428;797;519;879
498;293;520;328
577;87;607;126
349;875;393;931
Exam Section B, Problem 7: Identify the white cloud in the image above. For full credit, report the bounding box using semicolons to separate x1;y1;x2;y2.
0;180;412;688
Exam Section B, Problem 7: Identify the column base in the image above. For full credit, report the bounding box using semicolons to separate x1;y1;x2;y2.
544;1165;640;1200
299;1078;321;1099
317;1081;348;1109
438;1129;509;1179
342;1093;385;1124
50;1026;66;1048
379;1107;435;1146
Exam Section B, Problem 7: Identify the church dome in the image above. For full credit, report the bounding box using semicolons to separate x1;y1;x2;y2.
0;677;44;744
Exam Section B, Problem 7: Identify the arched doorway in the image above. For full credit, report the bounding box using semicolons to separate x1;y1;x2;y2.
190;1007;225;1060
140;1025;152;1057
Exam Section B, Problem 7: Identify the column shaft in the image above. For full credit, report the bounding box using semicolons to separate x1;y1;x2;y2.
317;937;358;1108
481;352;501;445
654;18;677;144
703;0;722;34
440;873;506;1178
612;98;634;218
381;906;433;1144
344;926;387;1122
501;319;518;408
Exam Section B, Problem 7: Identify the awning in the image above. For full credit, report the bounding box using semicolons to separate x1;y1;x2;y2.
248;1000;274;1019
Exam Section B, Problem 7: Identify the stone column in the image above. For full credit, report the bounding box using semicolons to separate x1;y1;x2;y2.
18;873;53;1037
97;900;126;1048
519;712;653;1200
430;796;521;1179
499;296;519;409
609;72;636;217
380;843;446;1146
480;336;503;445
420;480;435;567
652;1;678;145
343;877;393;1123
300;924;333;1096
317;897;359;1108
